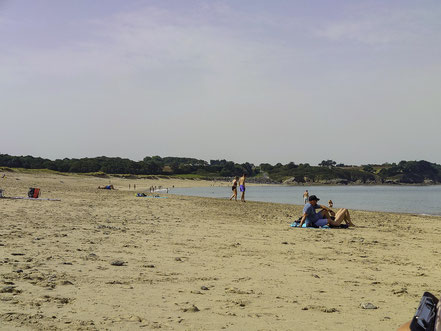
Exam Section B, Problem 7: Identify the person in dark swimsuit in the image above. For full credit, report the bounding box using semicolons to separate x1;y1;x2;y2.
229;176;239;201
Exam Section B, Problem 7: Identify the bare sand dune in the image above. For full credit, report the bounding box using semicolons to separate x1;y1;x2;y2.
1;172;440;330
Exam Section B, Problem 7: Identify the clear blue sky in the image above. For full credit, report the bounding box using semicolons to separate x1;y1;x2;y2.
1;0;440;165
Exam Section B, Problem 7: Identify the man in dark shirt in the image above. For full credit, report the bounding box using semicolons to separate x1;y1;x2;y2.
299;195;355;227
299;195;332;227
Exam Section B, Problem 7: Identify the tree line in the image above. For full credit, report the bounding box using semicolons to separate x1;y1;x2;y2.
0;154;257;177
1;154;440;184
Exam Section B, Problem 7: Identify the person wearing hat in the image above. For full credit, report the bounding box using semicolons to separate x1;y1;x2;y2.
298;195;355;227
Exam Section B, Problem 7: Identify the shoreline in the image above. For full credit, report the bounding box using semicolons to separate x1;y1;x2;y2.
2;168;440;186
169;184;441;217
169;193;441;217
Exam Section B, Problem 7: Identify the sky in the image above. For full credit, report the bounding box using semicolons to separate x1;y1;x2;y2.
1;0;440;166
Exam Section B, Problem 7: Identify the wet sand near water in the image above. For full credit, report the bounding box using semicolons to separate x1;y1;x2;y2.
1;172;441;330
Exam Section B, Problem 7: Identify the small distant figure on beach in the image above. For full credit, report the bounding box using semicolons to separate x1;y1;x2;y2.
239;174;247;202
303;190;309;204
328;200;333;208
98;185;115;190
229;176;239;201
2;174;5;178
134;184;136;190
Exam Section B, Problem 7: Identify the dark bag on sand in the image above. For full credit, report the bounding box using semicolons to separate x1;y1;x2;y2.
28;188;40;198
410;292;439;331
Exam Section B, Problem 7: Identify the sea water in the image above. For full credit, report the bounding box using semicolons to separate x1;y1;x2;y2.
170;185;441;216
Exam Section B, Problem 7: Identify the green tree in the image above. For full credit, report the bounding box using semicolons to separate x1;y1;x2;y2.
319;160;336;167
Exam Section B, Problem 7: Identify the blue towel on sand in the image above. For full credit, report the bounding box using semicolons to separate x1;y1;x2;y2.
290;222;330;229
290;222;349;229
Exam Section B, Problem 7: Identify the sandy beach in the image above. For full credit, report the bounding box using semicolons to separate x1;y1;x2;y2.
1;171;441;330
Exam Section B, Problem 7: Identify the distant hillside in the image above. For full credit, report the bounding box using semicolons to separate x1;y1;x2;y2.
1;154;440;184
0;154;257;178
263;160;441;185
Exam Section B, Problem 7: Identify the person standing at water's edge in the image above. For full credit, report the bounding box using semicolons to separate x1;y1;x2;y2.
230;176;239;201
303;190;309;204
239;174;247;202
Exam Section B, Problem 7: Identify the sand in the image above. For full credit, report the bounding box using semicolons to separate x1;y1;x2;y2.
1;171;441;330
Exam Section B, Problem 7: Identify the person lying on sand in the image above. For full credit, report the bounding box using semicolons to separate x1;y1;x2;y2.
98;185;115;190
298;195;355;228
329;208;355;227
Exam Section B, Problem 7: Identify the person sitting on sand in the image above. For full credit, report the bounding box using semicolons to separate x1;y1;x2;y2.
98;185;115;190
239;174;247;202
328;199;333;208
298;195;355;227
229;176;239;201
